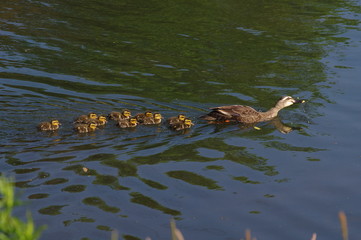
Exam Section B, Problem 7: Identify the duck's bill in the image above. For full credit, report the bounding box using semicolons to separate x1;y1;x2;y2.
294;99;306;104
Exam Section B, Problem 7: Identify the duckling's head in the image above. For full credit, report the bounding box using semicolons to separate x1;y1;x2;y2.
122;110;131;118
184;118;193;126
145;111;153;118
178;114;186;121
154;113;162;120
130;118;138;125
89;123;97;130
51;120;60;126
89;113;97;119
276;96;304;108
98;116;107;124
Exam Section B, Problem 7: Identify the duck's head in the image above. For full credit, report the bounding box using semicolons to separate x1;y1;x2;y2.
184;118;193;126
89;113;97;119
122;110;131;118
89;123;97;130
51;120;60;126
178;114;186;121
145;111;153;118
98;116;107;124
276;96;305;108
154;113;162;120
130;118;138;126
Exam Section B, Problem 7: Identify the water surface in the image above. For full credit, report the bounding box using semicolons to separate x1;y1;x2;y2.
1;0;361;239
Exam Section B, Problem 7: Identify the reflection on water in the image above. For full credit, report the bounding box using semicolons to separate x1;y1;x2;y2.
1;0;360;239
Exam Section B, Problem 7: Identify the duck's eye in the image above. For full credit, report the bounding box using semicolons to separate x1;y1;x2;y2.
52;120;59;125
178;115;185;120
123;111;130;116
90;123;97;128
130;119;137;123
185;119;192;125
90;113;97;118
145;112;153;117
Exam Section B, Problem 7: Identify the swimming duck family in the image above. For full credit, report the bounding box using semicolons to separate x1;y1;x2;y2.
37;96;305;133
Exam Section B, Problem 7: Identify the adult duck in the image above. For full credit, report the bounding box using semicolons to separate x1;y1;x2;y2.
200;96;305;124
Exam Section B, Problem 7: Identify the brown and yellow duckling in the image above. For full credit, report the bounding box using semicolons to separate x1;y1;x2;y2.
167;114;186;125
200;96;305;124
107;109;131;121
74;112;98;124
38;120;61;131
142;112;163;125
116;117;138;128
88;115;107;126
170;118;194;131
74;123;97;133
135;111;153;124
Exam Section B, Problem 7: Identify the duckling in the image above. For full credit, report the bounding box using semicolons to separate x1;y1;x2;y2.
116;117;138;128
142;112;163;125
170;118;194;131
98;115;107;125
74;123;97;133
167;114;186;125
74;113;98;124
153;112;163;124
38;120;61;131
200;96;305;124
108;110;131;121
89;115;107;126
135;111;153;124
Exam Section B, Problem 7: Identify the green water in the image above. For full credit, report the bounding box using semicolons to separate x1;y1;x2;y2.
1;0;360;239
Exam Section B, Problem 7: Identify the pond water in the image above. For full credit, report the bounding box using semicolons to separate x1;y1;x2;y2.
1;0;361;239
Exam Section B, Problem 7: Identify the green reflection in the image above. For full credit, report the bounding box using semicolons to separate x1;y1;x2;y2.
123;235;142;240
61;184;86;193
44;178;68;185
166;170;223;190
233;176;260;184
63;217;95;227
82;197;120;213
96;225;112;231
263;141;325;152
28;193;49;199
139;177;167;190
130;192;180;216
38;205;67;215
2;0;357;105
102;160;137;177
92;175;129;190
